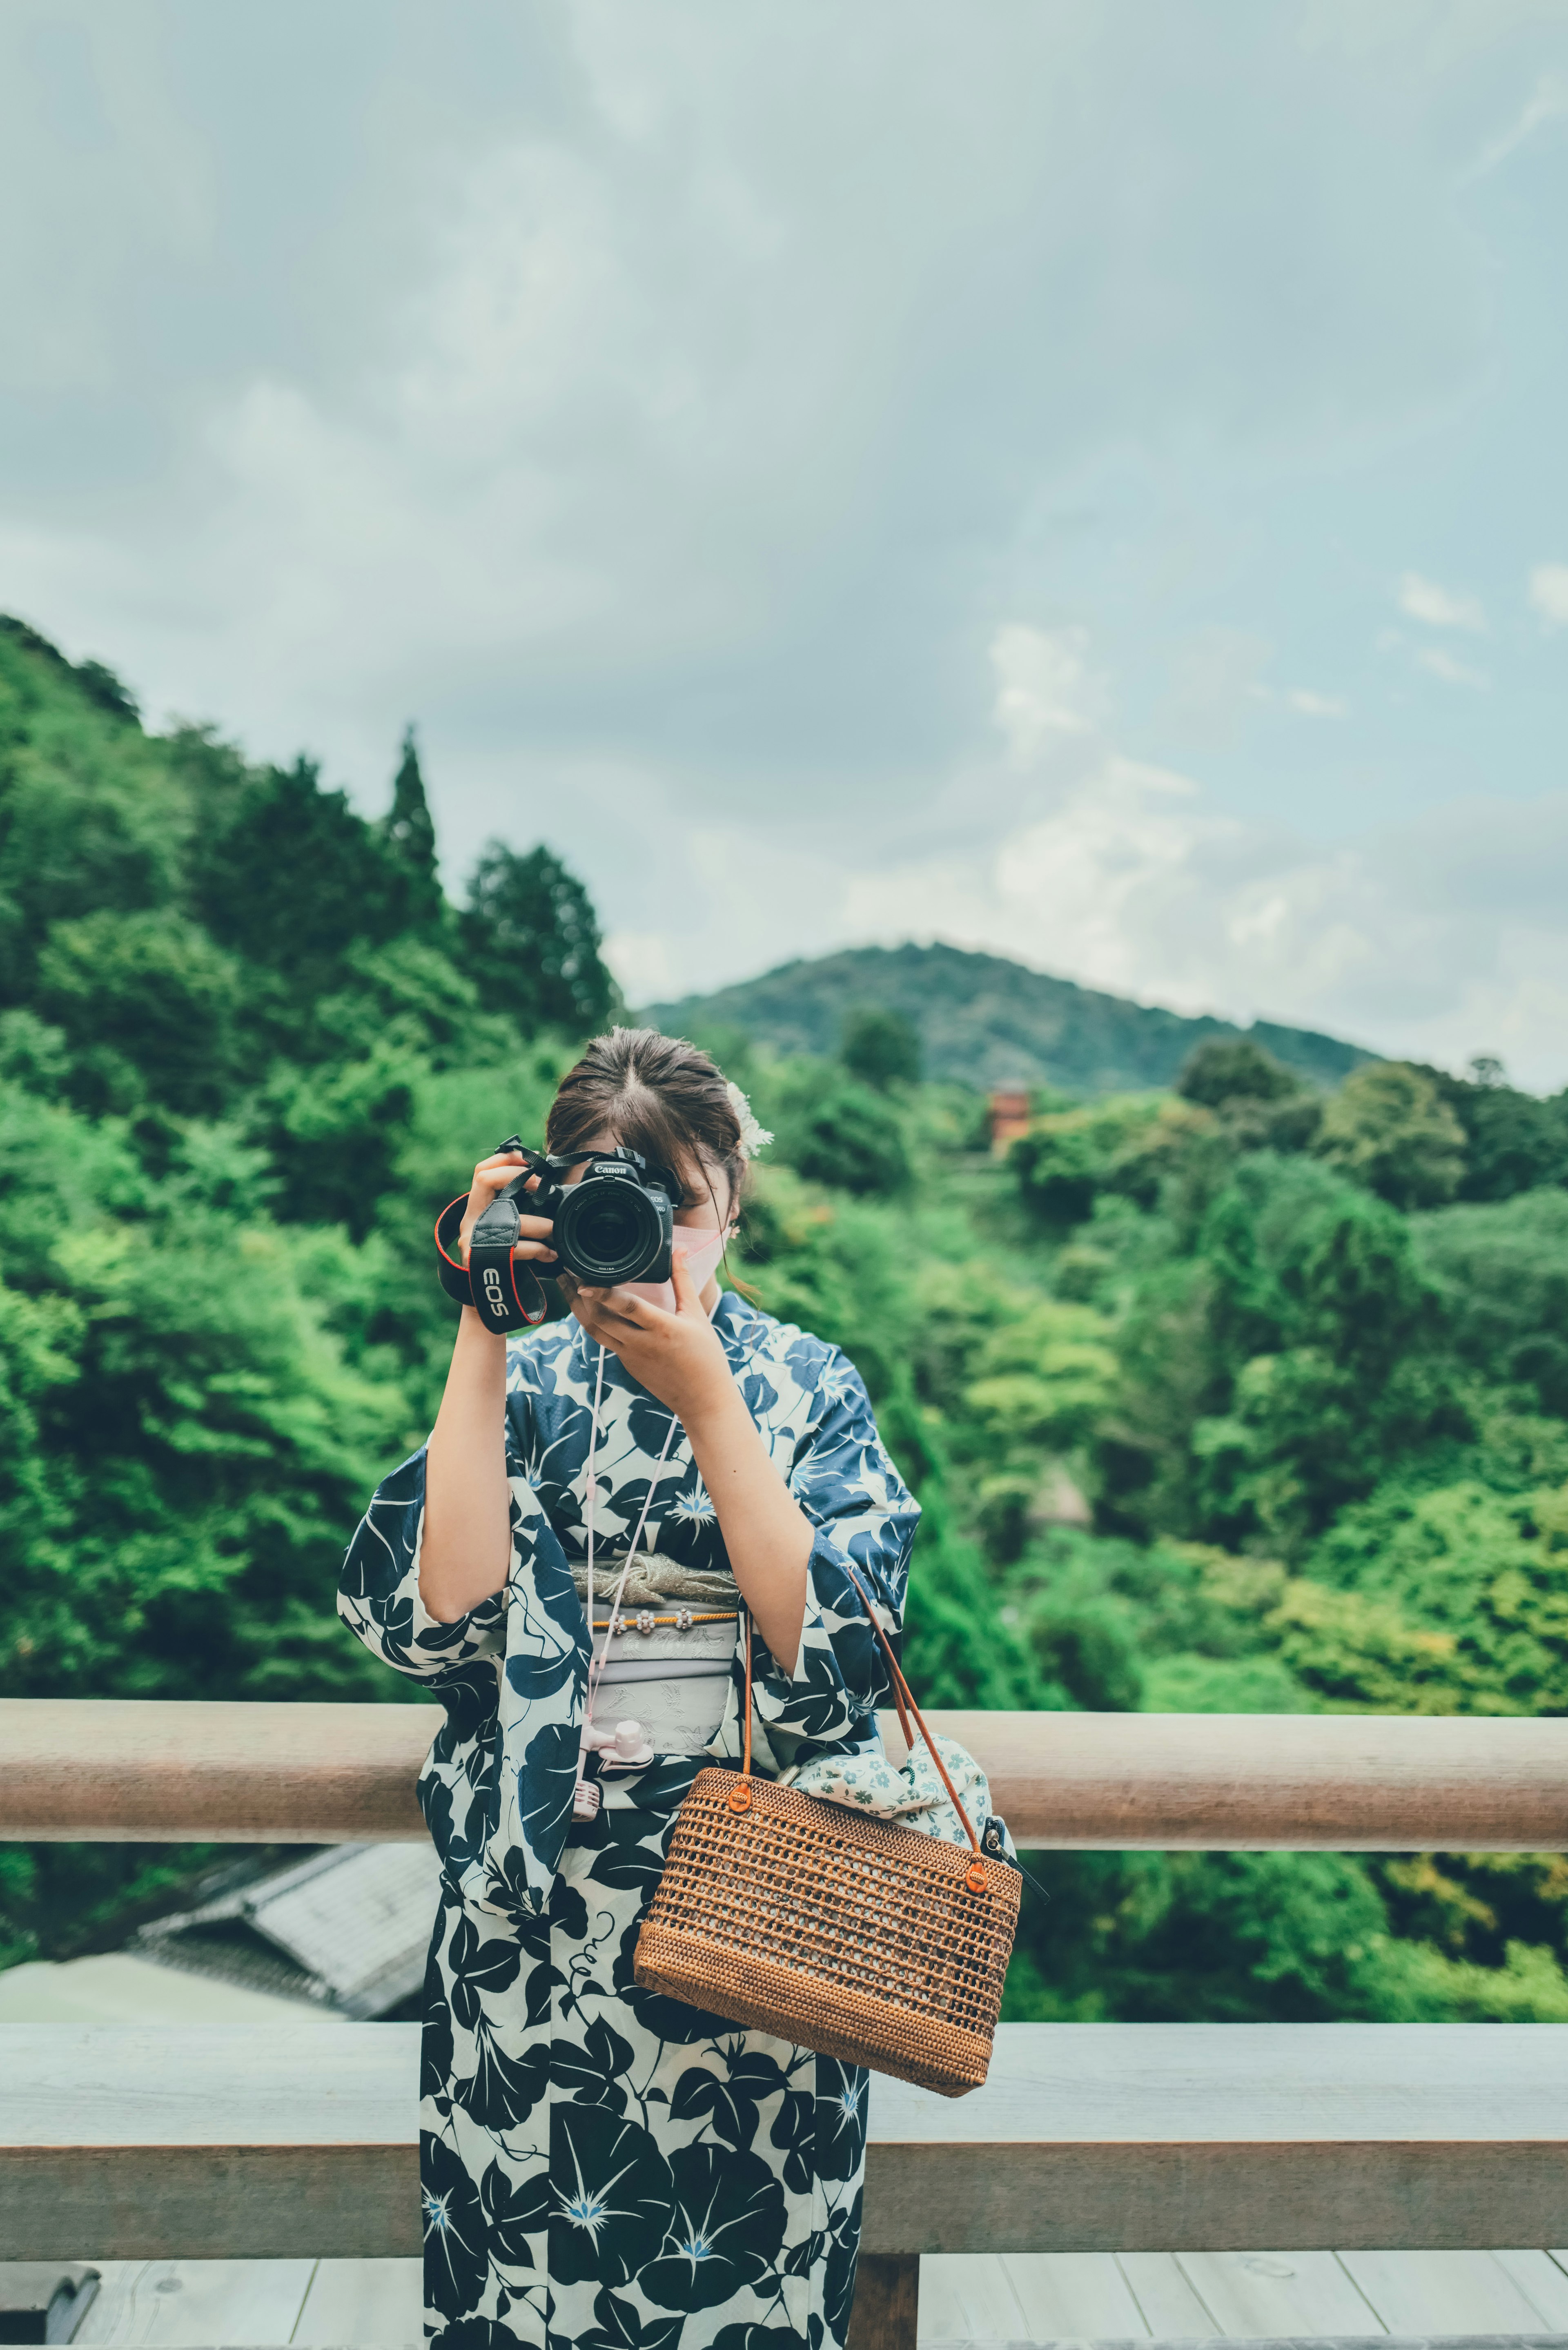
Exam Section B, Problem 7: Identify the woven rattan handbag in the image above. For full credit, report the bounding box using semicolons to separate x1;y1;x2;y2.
633;1566;1021;2098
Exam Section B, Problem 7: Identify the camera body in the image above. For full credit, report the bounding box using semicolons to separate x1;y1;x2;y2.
523;1147;677;1286
435;1136;680;1335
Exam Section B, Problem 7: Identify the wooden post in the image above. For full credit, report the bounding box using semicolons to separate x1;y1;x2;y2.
847;2252;918;2350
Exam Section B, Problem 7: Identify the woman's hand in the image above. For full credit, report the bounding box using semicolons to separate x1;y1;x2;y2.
563;1252;733;1428
569;1252;811;1669
457;1149;558;1276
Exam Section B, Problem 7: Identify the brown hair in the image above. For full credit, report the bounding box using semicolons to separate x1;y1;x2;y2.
546;1027;748;1226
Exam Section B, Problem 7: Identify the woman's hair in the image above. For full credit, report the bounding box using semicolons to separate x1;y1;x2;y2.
546;1027;747;1220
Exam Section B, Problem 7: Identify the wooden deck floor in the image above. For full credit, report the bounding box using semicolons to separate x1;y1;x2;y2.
47;2248;1568;2344
919;2249;1568;2342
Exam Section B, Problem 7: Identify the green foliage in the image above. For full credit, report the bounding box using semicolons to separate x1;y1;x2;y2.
190;753;418;1009
1;624;610;1125
1315;1060;1467;1209
963;1299;1118;1459
1414;1187;1568;1417
9;617;1568;2029
37;908;242;1116
459;841;617;1038
1176;1036;1303;1109
737;1166;920;1399
1098;1154;1466;1552
1175;1036;1324;1155
1365;1936;1568;2022
773;1073;912;1197
1004;1847;1392;2023
841;1003;921;1091
0;1085;410;1707
1422;1058;1568;1203
1009;1109;1109;1223
379;726;444;929
1010;1096;1217;1225
1281;1477;1568;1715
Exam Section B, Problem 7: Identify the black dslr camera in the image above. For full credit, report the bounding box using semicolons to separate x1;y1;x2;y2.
434;1137;680;1334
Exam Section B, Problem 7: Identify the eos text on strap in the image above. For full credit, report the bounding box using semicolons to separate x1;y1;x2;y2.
434;1135;682;1336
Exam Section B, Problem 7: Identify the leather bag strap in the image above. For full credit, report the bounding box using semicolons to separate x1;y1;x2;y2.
733;1566;982;1861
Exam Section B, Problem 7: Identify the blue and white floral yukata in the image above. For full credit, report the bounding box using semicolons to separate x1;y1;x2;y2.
339;1291;920;2350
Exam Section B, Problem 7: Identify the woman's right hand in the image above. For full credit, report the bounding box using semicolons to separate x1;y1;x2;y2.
457;1150;559;1273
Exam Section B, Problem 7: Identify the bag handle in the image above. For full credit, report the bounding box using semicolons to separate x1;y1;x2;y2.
729;1566;989;1890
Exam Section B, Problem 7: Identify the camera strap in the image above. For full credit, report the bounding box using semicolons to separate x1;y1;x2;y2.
433;1183;550;1334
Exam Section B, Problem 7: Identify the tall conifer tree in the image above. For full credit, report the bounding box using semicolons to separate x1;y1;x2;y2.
381;724;444;927
460;840;617;1035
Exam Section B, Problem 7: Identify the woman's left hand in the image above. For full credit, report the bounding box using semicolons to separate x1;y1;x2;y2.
563;1252;734;1428
570;1252;811;1673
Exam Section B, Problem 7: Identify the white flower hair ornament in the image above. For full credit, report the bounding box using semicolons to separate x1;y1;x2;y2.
725;1080;773;1160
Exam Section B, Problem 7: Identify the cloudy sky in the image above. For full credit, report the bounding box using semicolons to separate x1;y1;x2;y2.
4;2;1568;1083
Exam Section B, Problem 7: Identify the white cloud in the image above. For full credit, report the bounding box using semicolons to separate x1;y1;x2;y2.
989;624;1104;760
1465;71;1568;182
1528;562;1568;628
1416;646;1490;690
825;624;1567;1089
1398;571;1488;633
1283;688;1348;718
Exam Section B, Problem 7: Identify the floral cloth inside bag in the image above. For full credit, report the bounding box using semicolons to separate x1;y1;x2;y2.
784;1729;1019;1859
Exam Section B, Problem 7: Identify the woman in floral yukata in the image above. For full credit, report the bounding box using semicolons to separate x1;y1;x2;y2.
339;1027;920;2350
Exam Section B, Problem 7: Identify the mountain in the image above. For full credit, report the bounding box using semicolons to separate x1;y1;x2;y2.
642;941;1373;1095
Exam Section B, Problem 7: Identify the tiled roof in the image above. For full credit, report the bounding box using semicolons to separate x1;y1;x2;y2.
135;1842;441;2018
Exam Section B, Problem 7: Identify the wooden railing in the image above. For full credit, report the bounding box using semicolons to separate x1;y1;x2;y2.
4;1699;1566;1847
6;1699;1568;2350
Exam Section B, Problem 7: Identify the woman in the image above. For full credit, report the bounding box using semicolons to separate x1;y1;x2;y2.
339;1027;920;2349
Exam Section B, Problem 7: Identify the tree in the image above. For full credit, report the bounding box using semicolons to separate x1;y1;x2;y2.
1414;1188;1568;1417
73;660;140;726
1316;1062;1467;1210
1176;1036;1301;1109
1010;1098;1210;1225
378;726;444;929
841;1004;921;1090
0;638;185;992
1415;1060;1568;1204
1175;1037;1321;1154
458;841;617;1036
35;908;241;1116
190;756;419;999
791;1080;911;1196
1097;1153;1464;1552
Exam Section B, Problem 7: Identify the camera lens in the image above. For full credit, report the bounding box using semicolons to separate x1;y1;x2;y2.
557;1178;662;1282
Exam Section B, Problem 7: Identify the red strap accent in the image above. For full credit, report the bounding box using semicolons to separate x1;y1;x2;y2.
433;1196;548;1327
434;1196;470;1270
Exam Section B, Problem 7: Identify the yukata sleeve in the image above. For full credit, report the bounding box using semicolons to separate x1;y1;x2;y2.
751;1349;920;1750
337;1442;510;1686
339;1341;548;1687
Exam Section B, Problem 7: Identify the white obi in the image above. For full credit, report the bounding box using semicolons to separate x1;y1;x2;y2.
580;1591;736;1757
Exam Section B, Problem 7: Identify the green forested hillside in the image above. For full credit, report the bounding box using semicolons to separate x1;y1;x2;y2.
644;940;1372;1093
6;614;1568;2029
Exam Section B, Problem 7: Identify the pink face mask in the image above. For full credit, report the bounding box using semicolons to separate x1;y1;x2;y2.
624;1223;734;1313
